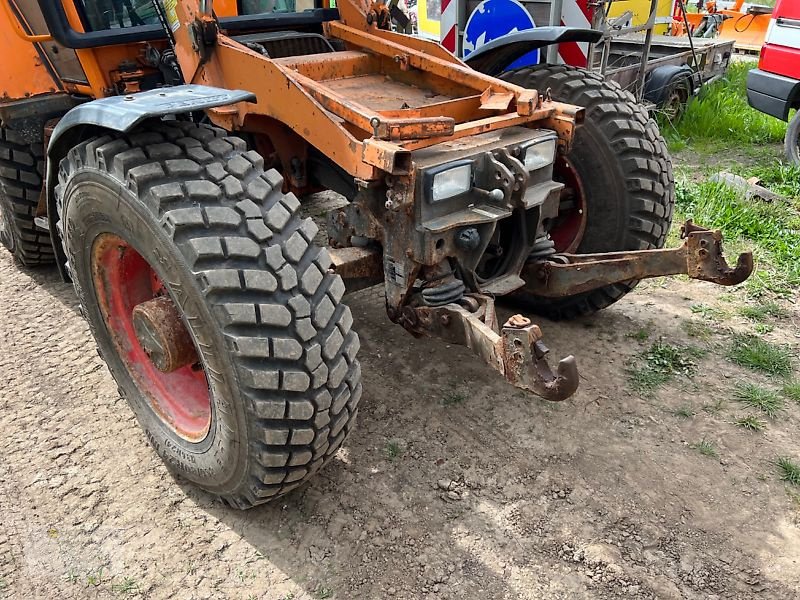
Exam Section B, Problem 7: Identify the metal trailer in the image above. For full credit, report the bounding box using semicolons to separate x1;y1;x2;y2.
426;0;734;115
599;32;734;114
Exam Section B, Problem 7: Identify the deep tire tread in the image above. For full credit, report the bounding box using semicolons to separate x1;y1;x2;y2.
0;127;53;265
501;65;674;320
56;120;361;508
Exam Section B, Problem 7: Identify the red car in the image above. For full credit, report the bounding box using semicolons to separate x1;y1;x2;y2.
747;0;800;164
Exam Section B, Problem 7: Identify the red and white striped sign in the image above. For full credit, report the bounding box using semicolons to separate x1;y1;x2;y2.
441;0;458;52
558;0;592;67
440;0;594;66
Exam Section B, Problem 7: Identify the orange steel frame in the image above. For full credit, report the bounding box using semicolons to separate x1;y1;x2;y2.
164;0;580;181
0;0;580;182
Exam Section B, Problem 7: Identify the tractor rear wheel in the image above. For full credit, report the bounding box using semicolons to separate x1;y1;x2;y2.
0;126;53;266
501;64;674;320
56;121;361;508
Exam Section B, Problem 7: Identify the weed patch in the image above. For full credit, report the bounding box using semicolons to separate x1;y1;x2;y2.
728;335;794;377
733;382;783;417
783;380;800;403
694;439;718;458
777;457;800;486
628;339;703;393
738;302;789;322
735;415;766;432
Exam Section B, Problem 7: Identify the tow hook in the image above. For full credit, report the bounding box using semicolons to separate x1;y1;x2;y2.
406;296;580;402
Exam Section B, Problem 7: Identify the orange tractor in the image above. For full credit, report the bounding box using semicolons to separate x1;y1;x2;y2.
0;0;752;507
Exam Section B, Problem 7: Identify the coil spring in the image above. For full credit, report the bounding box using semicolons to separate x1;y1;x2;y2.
421;279;466;307
528;236;556;262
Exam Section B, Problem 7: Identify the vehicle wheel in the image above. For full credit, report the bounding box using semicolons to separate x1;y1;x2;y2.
659;75;691;122
0;126;53;265
500;64;674;320
56;121;362;508
785;110;800;166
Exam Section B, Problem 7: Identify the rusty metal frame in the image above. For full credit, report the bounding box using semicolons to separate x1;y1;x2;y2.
522;221;755;297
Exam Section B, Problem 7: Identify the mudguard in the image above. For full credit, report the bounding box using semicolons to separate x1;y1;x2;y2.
464;27;602;77
643;65;694;107
46;84;256;281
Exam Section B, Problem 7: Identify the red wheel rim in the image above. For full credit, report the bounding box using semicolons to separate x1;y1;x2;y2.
548;156;588;253
91;234;211;442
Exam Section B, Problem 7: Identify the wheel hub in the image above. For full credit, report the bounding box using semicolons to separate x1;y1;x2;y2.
91;233;211;442
132;296;198;373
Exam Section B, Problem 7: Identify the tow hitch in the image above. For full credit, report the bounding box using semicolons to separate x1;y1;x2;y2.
522;220;754;297
401;297;579;402
331;221;752;402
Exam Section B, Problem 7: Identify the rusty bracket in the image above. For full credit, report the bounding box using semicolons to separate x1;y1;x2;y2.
522;221;754;298
405;296;579;401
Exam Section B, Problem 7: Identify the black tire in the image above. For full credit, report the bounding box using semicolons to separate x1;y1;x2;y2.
658;75;691;122
56;121;362;508
501;64;674;320
0;126;54;266
785;110;800;166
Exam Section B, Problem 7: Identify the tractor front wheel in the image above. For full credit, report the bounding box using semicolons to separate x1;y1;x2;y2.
501;64;675;320
56;122;361;508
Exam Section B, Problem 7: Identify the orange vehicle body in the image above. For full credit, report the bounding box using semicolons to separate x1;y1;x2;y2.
0;6;59;99
672;0;771;51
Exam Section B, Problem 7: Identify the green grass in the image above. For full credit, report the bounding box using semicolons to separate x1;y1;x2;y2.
681;319;714;340
733;382;784;418
626;328;652;342
673;405;696;418
735;415;766;432
746;162;800;200
661;61;786;148
628;339;703;393
111;577;139;595
690;303;727;321
738;302;789;322
777;457;800;486
694;439;718;458
783;380;800;403
728;335;795;377
441;391;466;406
85;568;104;588
384;440;404;460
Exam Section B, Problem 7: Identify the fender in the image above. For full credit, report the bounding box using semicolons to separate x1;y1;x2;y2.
464;27;602;77
643;64;694;107
46;84;256;281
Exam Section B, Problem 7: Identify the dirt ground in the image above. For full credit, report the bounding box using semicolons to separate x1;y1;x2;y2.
2;195;800;599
